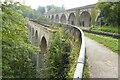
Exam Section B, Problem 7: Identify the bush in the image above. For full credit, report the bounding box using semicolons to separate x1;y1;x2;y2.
45;27;70;79
45;27;80;79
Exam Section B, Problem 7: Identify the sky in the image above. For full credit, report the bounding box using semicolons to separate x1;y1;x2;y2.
4;0;98;9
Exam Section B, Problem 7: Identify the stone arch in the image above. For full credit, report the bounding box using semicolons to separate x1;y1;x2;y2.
37;36;47;70
55;14;59;22
60;14;66;23
80;11;91;27
48;16;50;19
40;36;47;53
34;30;38;46
51;15;54;22
68;13;76;25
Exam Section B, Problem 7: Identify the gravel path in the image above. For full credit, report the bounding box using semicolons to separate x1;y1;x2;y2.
85;37;118;78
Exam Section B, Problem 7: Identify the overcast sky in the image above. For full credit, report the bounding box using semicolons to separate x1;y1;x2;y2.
5;0;98;9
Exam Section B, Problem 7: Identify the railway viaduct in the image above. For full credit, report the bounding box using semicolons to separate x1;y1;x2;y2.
27;4;96;78
45;4;96;27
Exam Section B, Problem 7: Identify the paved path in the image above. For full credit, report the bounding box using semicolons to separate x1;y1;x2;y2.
85;37;118;78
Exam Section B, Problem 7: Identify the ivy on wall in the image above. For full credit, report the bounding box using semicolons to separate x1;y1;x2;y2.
91;4;99;25
75;9;80;26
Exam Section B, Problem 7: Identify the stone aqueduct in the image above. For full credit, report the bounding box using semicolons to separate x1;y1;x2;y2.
27;21;86;78
27;21;54;71
27;4;95;78
27;4;96;50
28;21;50;49
45;4;95;27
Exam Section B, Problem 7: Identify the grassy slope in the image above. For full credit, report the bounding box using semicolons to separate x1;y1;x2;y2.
85;32;119;55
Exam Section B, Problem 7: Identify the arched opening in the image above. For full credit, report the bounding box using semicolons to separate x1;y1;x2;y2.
38;36;47;69
48;16;50;20
32;30;38;68
60;14;66;23
55;15;59;22
68;13;76;25
51;15;54;22
32;28;34;36
40;36;47;54
80;11;91;27
34;30;38;46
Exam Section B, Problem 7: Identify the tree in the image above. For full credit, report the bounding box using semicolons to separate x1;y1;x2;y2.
37;6;45;14
17;4;38;19
91;4;99;25
46;5;65;13
2;1;39;78
97;2;120;26
17;4;47;22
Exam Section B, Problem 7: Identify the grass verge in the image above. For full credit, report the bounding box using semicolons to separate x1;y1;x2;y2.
83;50;89;79
90;26;119;34
85;32;119;55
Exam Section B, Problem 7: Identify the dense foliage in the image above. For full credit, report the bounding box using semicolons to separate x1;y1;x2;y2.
6;1;48;23
2;1;39;78
17;4;48;23
96;2;120;26
45;27;70;79
45;27;80;79
91;4;99;25
66;31;80;79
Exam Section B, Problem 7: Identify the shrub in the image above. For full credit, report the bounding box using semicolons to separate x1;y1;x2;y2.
45;27;70;79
